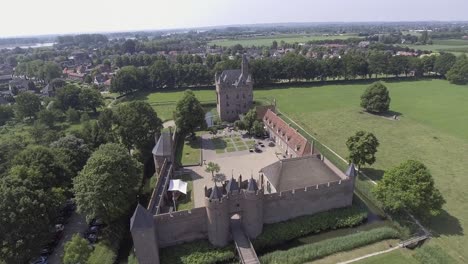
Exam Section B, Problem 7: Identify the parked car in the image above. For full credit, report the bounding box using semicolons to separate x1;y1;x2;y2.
30;256;48;264
88;218;106;228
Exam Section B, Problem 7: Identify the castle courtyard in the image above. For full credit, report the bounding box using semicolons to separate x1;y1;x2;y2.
185;130;282;208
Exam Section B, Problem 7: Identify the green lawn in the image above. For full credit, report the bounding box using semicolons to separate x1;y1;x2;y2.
254;79;468;262
209;33;360;47
398;39;468;55
176;134;202;166
173;174;194;211
355;249;419;264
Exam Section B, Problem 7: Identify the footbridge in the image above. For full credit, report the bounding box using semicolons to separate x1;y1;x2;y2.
230;215;260;264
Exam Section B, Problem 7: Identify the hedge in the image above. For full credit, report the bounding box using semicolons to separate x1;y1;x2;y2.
253;204;368;251
260;227;400;264
159;240;235;264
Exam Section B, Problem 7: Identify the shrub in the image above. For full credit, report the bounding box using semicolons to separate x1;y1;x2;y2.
260;227;400;264
253;204;367;251
87;242;116;264
160;240;235;264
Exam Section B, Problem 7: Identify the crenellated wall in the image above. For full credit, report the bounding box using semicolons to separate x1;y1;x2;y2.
154;207;208;247
263;178;354;223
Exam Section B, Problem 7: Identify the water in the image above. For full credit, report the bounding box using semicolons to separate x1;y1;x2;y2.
2;42;55;50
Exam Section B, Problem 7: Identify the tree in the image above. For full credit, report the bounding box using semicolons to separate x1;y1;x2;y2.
252;120;265;137
87;242;116;264
50;135;91;177
434;53;457;76
42;61;62;83
243;108;257;134
0;105;14;126
446;55;468;85
360;82;391;113
374;160;445;218
114;101;162;153
14;92;41;120
13;145;71;188
346;131;379;169
110;66;142;94
149;60;173;88
63;234;92;264
80;112;90;123
174;90;205;136
0;169;64;263
80;88;104;113
56;84;82;110
66;107;80;123
73;143;142;222
38;109;56;127
205;162;221;182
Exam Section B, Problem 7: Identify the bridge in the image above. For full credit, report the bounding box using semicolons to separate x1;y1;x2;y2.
230;215;260;264
399;235;429;248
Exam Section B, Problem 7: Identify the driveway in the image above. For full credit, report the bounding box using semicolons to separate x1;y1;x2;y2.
47;212;88;264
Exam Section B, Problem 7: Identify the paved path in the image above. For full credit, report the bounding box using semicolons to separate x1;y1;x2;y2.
48;212;87;264
163;120;175;128
230;215;260;264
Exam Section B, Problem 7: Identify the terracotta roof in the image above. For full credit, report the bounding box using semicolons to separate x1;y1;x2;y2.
263;109;312;157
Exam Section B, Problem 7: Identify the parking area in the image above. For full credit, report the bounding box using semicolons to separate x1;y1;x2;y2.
186;130;283;208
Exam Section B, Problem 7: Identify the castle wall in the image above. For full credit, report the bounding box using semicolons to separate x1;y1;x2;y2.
216;84;253;121
263;179;354;223
154;207;208;248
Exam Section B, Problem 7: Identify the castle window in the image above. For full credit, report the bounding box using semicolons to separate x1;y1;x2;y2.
243;103;246;108
226;102;229;107
242;93;245;98
226;94;229;99
236;94;239;99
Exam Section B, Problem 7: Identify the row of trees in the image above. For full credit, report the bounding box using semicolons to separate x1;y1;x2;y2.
15;60;62;83
110;50;465;95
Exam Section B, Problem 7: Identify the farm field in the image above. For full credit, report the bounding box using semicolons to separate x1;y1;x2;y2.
135;79;468;262
209;33;360;47
399;39;468;55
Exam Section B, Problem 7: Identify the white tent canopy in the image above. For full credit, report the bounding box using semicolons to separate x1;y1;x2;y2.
168;179;188;194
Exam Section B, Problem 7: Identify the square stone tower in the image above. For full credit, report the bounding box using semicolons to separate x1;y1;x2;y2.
215;54;253;122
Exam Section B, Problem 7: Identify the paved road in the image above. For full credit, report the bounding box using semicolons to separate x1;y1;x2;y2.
47;212;88;264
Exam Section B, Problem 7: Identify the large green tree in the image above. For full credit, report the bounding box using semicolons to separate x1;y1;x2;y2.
56;84;82;111
62;234;92;264
50;135;91;177
73;143;142;222
110;66;142;94
434;53;457;76
0;105;14;126
114;101;162;153
14;92;42;120
243;108;258;134
374;160;445;218
446;55;468;85
346;131;379;169
174;90;205;136
360;82;391;114
79;88;104;113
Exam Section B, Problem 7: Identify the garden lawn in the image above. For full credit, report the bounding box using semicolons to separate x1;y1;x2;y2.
355;249;419;264
254;79;468;262
176;133;202;166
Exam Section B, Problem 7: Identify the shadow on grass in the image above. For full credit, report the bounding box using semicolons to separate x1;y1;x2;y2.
429;209;464;237
360;168;386;181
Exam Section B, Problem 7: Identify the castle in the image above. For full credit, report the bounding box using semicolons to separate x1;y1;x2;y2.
215;54;253;122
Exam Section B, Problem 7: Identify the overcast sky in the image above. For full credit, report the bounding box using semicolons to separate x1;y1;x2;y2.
1;0;467;37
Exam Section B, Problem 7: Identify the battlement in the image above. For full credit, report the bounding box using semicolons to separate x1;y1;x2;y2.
205;176;263;202
154;207;207;223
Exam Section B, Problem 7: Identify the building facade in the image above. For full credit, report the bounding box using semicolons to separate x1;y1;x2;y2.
215;55;253;122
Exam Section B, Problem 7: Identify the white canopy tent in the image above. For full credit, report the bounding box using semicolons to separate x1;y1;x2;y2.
168;179;188;195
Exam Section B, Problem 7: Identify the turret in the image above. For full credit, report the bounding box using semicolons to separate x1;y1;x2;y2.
241;176;264;239
241;54;249;78
130;204;160;264
205;184;230;247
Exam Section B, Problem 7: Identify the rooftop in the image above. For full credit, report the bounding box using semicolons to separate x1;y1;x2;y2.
260;155;341;192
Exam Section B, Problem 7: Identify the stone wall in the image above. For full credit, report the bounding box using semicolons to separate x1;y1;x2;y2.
154;207;208;248
263;178;354;223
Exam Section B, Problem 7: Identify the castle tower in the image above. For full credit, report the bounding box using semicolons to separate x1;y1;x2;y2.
205;184;230;247
241;177;264;239
241;54;249;78
130;204;160;264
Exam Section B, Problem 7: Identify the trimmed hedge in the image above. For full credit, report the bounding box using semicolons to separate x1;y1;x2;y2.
414;244;457;264
253;204;368;251
159;240;235;264
260;227;400;264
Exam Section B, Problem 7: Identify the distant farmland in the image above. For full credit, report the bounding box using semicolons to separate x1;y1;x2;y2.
398;39;468;55
209;33;361;47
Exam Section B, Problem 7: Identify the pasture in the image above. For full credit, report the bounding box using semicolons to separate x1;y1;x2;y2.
209;33;360;47
399;39;468;55
129;79;468;262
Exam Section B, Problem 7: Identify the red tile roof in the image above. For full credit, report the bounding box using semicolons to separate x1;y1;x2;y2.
263;109;312;157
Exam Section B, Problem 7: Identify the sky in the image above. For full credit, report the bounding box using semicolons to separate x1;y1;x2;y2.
1;0;468;37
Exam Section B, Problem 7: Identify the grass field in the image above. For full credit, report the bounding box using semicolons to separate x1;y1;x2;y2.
209;33;360;47
135;79;468;262
173;173;194;211
355;249;419;264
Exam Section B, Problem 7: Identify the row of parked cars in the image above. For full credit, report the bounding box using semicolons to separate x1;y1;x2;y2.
81;218;106;244
30;200;76;264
